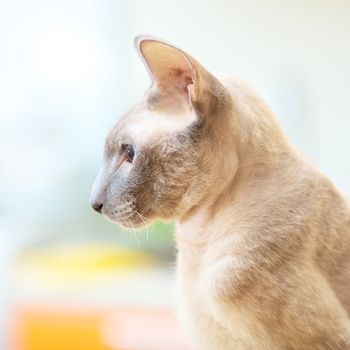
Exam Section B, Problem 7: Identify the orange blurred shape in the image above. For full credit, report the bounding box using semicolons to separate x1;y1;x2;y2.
11;307;113;350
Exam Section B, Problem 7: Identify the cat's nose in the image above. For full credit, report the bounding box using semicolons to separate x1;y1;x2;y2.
91;201;103;213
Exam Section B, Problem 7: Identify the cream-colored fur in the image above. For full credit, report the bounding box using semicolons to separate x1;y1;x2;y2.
124;108;197;146
176;76;350;349
92;37;350;349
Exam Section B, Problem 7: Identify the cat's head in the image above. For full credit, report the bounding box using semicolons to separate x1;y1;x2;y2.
91;36;238;228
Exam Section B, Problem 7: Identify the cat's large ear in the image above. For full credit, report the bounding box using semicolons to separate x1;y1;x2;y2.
135;36;229;115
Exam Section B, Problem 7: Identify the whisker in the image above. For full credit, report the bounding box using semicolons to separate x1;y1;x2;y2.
139;212;151;223
135;210;150;241
126;220;133;245
126;202;140;249
140;213;152;242
129;219;140;249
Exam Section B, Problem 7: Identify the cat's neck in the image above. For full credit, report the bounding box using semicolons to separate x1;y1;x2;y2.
176;78;300;247
175;155;297;249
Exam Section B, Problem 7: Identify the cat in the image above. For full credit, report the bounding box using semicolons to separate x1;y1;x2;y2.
91;36;350;349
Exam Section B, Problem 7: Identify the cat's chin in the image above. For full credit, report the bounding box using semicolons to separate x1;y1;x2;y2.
117;220;146;230
103;212;148;230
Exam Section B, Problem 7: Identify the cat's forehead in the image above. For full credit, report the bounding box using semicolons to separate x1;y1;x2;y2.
112;107;197;146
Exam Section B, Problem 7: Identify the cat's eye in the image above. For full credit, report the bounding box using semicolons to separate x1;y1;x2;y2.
123;144;135;163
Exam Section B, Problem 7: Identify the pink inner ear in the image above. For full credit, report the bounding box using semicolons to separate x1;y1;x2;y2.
138;39;195;102
162;68;193;95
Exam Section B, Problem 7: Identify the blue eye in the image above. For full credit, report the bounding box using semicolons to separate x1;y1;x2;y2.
124;144;135;163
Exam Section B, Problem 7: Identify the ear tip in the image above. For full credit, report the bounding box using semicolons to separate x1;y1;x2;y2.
134;35;160;52
134;35;148;50
134;35;177;55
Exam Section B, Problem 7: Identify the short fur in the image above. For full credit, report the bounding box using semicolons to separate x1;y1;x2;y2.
91;36;350;349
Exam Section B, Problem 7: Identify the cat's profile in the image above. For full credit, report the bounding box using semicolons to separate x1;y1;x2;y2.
91;36;350;349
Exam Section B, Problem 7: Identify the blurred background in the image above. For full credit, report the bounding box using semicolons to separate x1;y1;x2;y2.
1;0;349;349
